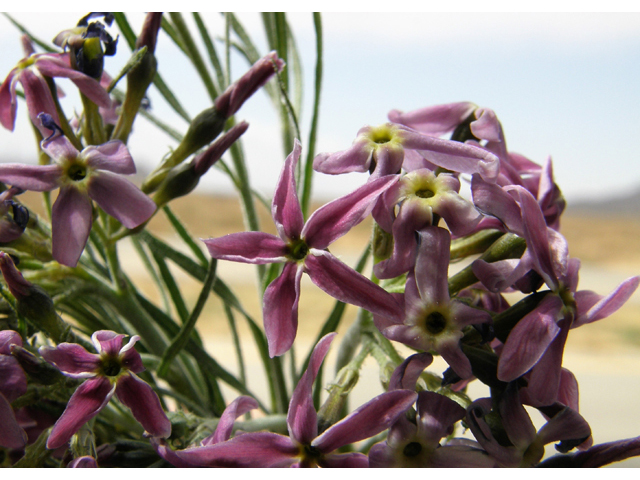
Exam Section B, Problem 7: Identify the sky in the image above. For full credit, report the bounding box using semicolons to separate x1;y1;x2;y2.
1;8;640;205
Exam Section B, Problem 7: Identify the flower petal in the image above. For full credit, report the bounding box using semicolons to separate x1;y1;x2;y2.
19;67;59;131
305;250;403;321
263;262;303;357
52;186;93;267
202;396;259;446
416;391;466;447
574;275;640;328
313;138;372;175
388;102;476;136
313;390;417;454
0;355;27;402
272;139;304;241
288;333;335;444
497;294;563;382
0;330;22;355
0;69;18;130
39;344;100;378
87;171;156;229
203;232;288;264
0;163;62;191
0;393;27;449
83;141;136;174
388;352;433;391
414;227;451;306
47;376;115;449
41;135;79;163
67;456;98;468
175;431;298;467
319;452;369;468
302;174;398;249
115;373;171;438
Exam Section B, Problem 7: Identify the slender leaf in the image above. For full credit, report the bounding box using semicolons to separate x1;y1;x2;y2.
151;250;189;324
4;13;58;53
193;12;225;91
162;205;209;267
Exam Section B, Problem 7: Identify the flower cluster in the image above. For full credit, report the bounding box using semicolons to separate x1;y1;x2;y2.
1;12;639;469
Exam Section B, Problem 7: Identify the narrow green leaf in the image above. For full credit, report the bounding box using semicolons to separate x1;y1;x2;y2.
193;12;226;91
151;250;189;324
4;13;58;53
158;259;217;377
160;15;187;53
130;235;172;312
300;13;324;217
162;205;209;267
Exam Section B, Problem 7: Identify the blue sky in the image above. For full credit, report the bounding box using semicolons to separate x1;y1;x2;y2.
1;10;639;204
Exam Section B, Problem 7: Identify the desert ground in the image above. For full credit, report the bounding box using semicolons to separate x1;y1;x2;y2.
18;191;640;466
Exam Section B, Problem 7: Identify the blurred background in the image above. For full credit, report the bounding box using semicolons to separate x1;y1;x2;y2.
2;10;640;466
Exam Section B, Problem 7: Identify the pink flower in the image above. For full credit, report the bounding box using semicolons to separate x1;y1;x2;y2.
204;140;402;356
0;330;28;450
0;39;111;134
0;115;156;266
39;330;171;450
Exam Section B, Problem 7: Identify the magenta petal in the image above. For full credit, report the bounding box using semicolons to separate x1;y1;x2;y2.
263;262;303;357
67;456;98;468
498;387;537;450
471;175;523;235
83;141;136;174
39;344;100;378
313;390;417;454
302;174;398;249
0;393;27;449
470;108;502;142
497;294;564;382
0;355;27;402
388;352;433;391
0;70;18;130
0;330;22;354
204;232;288;264
175;431;298;467
115;373;171;438
92;330;125;355
439;340;474;379
87;172;156;229
320;452;369;468
202;396;259;446
52;186;93;267
416;391;466;446
47;376;115;449
0;163;62;191
19;67;59;130
272;140;304;241
288;333;335;445
305;250;403;321
536;406;591;447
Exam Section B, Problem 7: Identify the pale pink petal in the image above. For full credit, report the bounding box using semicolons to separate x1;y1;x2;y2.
47;376;115;449
204;232;288;264
497;294;563;381
313;390;417;454
416;391;466;446
116;373;171;438
19;67;59;130
272;140;304;241
313;138;372;175
263;262;303;357
574;276;640;328
52;186;93;267
39;344;100;378
41;135;79;163
68;456;98;467
87;171;156;228
388;102;476;136
470;108;502;142
414;227;451;306
91;331;126;356
303;174;398;249
305;250;403;322
83;141;136;174
0;163;62;191
288;333;335;444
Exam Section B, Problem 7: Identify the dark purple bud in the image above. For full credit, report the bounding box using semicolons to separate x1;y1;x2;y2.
214;51;285;119
193;121;249;176
10;344;65;385
135;13;163;54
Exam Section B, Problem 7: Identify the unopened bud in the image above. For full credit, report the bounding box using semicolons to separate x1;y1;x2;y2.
135;13;163;54
214;51;285;118
10;344;65;385
0;252;88;347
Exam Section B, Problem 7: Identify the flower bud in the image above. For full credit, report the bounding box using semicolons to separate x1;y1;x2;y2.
10;344;65;385
0;252;87;347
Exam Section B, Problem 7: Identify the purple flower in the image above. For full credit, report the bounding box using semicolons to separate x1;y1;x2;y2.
0;118;156;266
313;122;499;180
0;39;111;134
68;456;98;468
204;141;402;356
157;334;418;468
466;385;591;467
539;435;640;467
370;353;495;467
376;227;492;379
0;330;28;450
372;168;482;279
39;330;171;450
